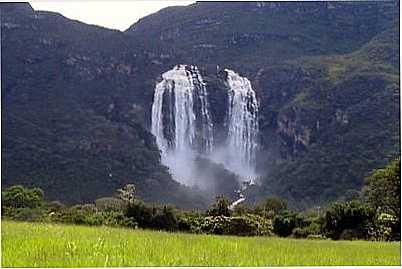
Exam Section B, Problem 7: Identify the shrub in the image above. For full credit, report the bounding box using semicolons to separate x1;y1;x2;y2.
207;196;231;217
2;185;44;210
177;214;204;233
199;214;273;236
364;159;400;241
5;207;46;221
95;197;126;212
323;200;375;240
368;212;399;241
124;200;154;227
292;223;322;239
124;201;179;231
116;184;136;204
200;216;229;235
224;214;273;236
255;197;288;216
50;207;137;228
152;206;179;231
339;229;362;240
273;211;306;237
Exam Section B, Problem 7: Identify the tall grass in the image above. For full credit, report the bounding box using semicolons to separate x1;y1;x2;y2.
2;221;400;267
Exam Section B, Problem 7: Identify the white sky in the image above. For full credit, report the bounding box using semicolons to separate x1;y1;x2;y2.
29;1;195;31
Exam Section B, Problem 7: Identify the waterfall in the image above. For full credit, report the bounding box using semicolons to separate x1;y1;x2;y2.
151;65;259;187
151;64;213;185
223;69;259;181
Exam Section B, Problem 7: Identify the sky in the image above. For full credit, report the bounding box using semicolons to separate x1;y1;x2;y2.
29;1;195;31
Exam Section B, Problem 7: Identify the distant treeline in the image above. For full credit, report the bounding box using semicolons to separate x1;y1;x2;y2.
2;159;400;241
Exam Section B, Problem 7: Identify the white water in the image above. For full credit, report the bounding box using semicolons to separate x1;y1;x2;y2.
151;64;213;185
151;65;259;189
211;69;259;181
229;197;246;210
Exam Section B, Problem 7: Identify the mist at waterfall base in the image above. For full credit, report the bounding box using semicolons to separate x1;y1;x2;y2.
151;65;259;200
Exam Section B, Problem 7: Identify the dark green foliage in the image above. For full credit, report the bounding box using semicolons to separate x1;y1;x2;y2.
124;200;179;231
95;197;126;212
273;211;307;237
49;206;137;228
198;215;273;236
151;206;179;231
364;159;401;241
0;3;206;209
254;197;288;216
116;184;136;204
127;1;397;67
222;215;273;236
1;1;400;210
292;223;322;239
2;185;44;210
232;204;253;216
124;200;154;227
207;196;231;217
4;207;46;222
368;213;399;241
323;200;375;240
364;159;400;220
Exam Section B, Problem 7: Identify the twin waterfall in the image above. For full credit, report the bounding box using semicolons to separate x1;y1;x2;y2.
225;69;259;178
151;64;259;187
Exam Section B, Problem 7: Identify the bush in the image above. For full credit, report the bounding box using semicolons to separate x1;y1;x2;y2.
4;207;46;221
152;206;179;231
95;197;126;212
292;223;322;239
125;200;154;227
323;200;375;240
364;159;400;241
224;214;273;236
339;229;362;240
177;214;204;233
273;211;307;237
2;185;44;210
254;197;288;216
200;216;229;235
125;201;179;231
199;214;273;236
368;212;399;241
207;196;231;217
50;207;137;228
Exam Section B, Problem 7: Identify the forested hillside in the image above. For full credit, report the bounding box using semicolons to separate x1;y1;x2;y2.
1;1;399;209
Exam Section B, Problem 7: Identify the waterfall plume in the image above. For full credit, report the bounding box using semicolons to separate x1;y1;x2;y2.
211;69;259;182
151;65;259;189
151;64;213;185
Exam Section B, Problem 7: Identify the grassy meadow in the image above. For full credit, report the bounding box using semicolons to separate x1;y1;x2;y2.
1;221;401;267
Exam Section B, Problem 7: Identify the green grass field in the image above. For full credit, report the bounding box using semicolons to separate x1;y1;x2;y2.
1;221;400;267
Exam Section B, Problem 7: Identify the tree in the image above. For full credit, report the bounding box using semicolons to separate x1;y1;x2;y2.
207;196;231;217
1;185;44;210
323;200;375;240
364;158;400;240
255;197;288;216
273;210;305;237
364;158;400;218
116;184;136;204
